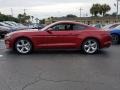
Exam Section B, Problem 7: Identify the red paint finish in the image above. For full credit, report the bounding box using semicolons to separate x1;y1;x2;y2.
5;21;112;50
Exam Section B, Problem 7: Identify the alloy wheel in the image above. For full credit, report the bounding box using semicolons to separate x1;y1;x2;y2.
15;39;32;54
83;39;98;54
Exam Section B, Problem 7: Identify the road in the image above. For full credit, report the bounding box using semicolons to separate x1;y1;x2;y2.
0;39;120;90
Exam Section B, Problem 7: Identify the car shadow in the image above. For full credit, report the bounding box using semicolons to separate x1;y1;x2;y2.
6;49;109;56
1;49;110;61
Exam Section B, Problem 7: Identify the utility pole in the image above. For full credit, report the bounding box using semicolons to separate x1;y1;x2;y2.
117;0;120;15
11;8;13;17
24;9;27;15
79;8;83;17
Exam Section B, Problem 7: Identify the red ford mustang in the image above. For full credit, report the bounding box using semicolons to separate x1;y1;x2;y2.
5;21;112;54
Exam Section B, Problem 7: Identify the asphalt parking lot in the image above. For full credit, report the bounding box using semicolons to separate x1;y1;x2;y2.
0;39;120;90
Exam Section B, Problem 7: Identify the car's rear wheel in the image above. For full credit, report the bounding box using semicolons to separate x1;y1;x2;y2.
82;39;99;54
111;34;119;44
14;38;33;54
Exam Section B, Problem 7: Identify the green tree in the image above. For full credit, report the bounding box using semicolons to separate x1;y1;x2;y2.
66;14;77;18
112;12;117;16
0;13;18;22
101;4;111;16
40;19;45;24
18;13;31;24
90;4;101;16
90;4;111;17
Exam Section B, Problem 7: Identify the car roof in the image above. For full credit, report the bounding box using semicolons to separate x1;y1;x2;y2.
53;21;82;24
41;21;92;31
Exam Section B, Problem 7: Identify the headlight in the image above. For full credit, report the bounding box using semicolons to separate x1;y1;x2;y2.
5;35;11;39
5;31;17;39
5;33;12;39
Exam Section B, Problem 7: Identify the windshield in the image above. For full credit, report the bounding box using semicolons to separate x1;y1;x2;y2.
41;22;58;31
103;24;120;30
114;25;120;30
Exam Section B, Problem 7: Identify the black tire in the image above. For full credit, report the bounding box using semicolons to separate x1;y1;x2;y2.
14;38;33;54
1;35;5;38
81;39;99;54
0;34;4;39
111;34;119;45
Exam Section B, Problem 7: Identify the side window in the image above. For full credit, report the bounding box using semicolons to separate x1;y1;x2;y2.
51;24;73;31
52;24;65;31
73;24;87;30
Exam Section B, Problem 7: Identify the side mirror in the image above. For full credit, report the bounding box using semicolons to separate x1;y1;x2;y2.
46;28;52;33
47;28;52;31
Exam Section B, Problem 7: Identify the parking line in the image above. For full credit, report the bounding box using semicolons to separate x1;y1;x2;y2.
0;55;3;58
0;40;4;41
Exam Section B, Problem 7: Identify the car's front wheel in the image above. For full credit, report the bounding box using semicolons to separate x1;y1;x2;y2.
14;38;33;54
82;39;99;54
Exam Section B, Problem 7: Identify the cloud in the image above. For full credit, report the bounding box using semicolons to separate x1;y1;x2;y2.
0;0;117;18
27;3;91;18
0;0;90;7
0;0;114;8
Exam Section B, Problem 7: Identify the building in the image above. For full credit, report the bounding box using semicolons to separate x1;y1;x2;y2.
45;16;120;25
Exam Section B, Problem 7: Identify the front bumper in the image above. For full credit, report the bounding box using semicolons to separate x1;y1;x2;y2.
5;37;13;49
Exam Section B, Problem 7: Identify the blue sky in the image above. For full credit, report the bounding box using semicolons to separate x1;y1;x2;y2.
0;0;118;19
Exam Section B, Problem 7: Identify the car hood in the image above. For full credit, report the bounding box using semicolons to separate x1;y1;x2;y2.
6;29;40;36
18;29;39;32
12;29;39;33
111;29;120;31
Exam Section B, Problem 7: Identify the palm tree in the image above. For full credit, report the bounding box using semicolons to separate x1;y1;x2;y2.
90;7;94;16
90;4;101;16
101;4;111;16
90;4;111;17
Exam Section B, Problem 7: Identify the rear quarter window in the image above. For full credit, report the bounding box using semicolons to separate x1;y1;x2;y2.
73;24;87;30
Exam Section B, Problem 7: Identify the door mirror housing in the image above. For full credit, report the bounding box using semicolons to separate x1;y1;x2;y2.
46;28;52;33
47;28;53;31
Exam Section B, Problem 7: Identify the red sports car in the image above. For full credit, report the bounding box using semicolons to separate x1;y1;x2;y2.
5;21;112;54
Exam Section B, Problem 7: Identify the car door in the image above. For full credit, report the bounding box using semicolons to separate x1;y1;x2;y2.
35;23;86;49
49;23;78;48
37;23;80;49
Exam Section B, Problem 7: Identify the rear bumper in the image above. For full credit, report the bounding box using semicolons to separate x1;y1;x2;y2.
102;41;112;48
